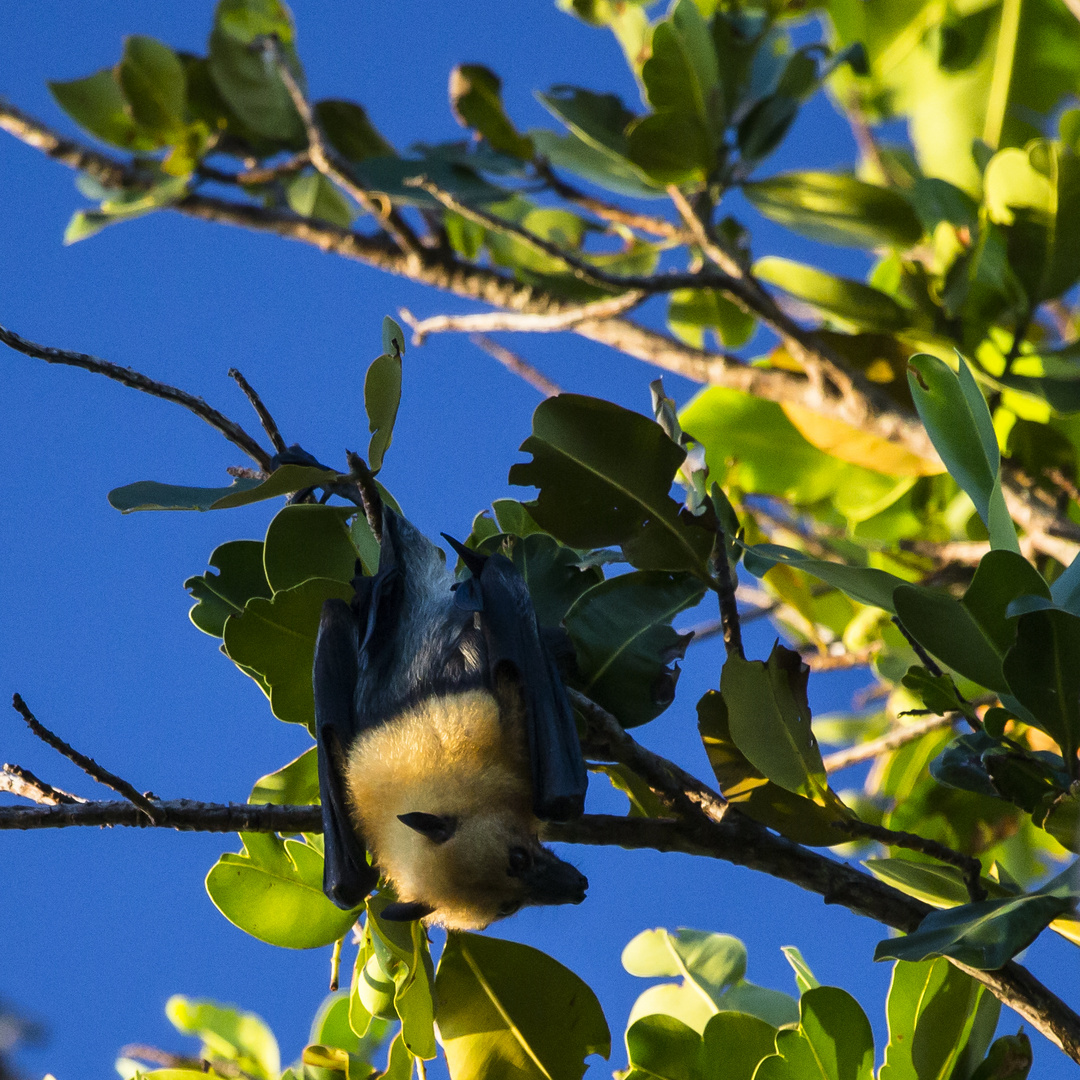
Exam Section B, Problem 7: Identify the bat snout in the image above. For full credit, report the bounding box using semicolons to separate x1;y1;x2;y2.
523;848;589;907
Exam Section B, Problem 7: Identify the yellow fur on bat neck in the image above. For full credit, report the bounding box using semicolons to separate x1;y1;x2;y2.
344;688;535;929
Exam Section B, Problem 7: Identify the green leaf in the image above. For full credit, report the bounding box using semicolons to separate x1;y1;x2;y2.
185;539;271;637
875;875;1079;969
263;504;359;593
564;571;704;727
1003;607;1080;768
969;1034;1033;1080
49;69;159;151
893;548;1052;694
698;691;852;846
780;947;819;994
435;931;610;1080
107;477;263;513
879;958;998;1080
624;1014;702;1080
907;354;1020;553
166;996;280;1079
984;141;1080;302
530;129;662;199
535;85;636;162
496;532;602;627
755;987;874;1080
744;172;923;249
627;110;714;185
206;833;360;949
668;289;755;350
736;94;798;168
222;577;354;725
63;173;191;243
382;316;405;358
509;394;713;573
593;762;669;818
208;0;305;145
365;350;402;474
315;99;394;162
212;464;343;509
249;747;318;806
286;172;354;228
366;899;437;1060
755;257;910;331
449;64;533;160
118;36;186;140
738;542;903;613
701;1012;778;1080
721;643;829;800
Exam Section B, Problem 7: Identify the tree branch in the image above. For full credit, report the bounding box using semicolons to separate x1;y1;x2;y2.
547;813;1080;1063
0;322;273;471
468;335;562;397
11;695;163;824
228;368;287;454
0;764;84;805
258;36;425;262
823;713;959;773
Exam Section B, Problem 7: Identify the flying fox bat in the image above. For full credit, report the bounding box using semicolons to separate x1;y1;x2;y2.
313;507;588;929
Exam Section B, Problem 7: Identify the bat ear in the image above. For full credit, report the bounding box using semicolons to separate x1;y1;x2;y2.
381;900;435;922
441;533;487;577
398;812;458;844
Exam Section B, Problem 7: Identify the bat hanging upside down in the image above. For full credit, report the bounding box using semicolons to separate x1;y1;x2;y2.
313;508;588;929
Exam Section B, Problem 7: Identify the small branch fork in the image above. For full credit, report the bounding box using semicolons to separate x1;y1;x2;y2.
11;694;162;824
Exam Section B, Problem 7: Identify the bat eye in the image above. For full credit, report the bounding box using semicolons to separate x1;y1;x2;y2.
497;899;522;918
507;846;532;875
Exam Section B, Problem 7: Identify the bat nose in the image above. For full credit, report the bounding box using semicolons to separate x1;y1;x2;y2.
526;852;589;906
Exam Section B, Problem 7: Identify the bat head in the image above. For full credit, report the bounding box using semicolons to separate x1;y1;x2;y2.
345;688;587;929
380;806;587;928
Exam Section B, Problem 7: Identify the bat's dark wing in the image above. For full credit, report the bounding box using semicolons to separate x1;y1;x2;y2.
313;593;378;909
455;549;587;822
313;515;410;910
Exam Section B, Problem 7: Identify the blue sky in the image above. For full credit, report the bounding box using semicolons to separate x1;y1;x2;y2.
0;3;1072;1079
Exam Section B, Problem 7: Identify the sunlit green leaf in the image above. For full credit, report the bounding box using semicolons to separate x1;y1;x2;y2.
450;64;533;159
206;833;360;948
185;539;271;637
263;503;358;593
286;172;354;228
166;996;280;1080
108;477;263;513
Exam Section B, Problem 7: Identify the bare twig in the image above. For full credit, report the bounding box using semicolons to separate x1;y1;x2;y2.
891;615;945;678
345;450;383;543
259;37;424;260
468;335;562;397
0;764;84;805
823;713;959;773
0;798;321;832
0;323;273;471
330;935;344;992
569;689;728;825
200;151;310;188
11;695;163;824
399;292;646;342
800;646;880;672
534;160;684;239
712;527;744;660
228;368;288;453
832;818;988;903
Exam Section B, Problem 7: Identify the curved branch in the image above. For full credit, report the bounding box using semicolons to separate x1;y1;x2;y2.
0;322;273;471
549;814;1080;1063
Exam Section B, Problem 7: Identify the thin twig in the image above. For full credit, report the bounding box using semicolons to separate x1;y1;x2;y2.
228;368;288;453
406;176;728;295
710;525;744;660
0;764;84;805
469;335;562;397
823;712;959;773
569;689;728;825
399;293;646;342
345;451;383;543
330;935;344;992
259;37;424;260
891;615;945;678
11;695;163;824
534;160;684;239
199;151;310;188
832;818;988;903
0;798;321;832
0;323;273;471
